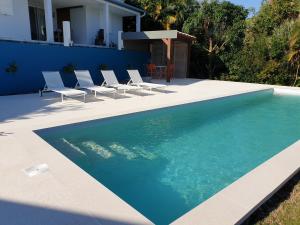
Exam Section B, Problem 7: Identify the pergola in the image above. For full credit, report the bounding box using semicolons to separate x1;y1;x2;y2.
122;30;196;78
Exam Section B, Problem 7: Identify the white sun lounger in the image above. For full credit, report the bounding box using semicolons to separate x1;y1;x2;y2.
42;71;86;102
101;70;142;94
74;70;116;97
127;70;167;91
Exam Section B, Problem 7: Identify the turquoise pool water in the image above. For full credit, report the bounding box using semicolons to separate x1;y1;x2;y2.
37;89;300;225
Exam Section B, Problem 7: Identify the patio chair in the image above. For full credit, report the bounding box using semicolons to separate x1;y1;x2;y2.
42;71;86;102
101;70;142;94
146;64;157;78
74;70;116;98
127;70;166;92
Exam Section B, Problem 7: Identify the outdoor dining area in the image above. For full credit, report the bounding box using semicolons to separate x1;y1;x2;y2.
146;64;174;81
122;30;196;79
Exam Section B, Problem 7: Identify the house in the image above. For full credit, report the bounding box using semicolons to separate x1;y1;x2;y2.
0;0;143;46
0;0;196;96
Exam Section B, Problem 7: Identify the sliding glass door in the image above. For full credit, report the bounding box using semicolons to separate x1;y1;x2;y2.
29;6;46;41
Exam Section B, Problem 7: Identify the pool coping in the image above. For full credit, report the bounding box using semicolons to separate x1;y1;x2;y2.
1;82;300;225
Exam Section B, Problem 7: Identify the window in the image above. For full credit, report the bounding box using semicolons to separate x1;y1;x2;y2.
29;6;47;41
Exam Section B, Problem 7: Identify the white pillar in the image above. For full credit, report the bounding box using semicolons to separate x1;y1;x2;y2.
63;21;71;47
44;0;54;42
104;3;110;47
136;14;141;32
118;31;123;50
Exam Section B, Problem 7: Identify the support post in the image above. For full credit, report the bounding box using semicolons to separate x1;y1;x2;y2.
118;31;124;50
104;3;110;47
163;38;174;82
63;21;71;47
44;0;54;42
136;14;141;32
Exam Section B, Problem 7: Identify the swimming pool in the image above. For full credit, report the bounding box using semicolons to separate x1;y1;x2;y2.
36;89;300;225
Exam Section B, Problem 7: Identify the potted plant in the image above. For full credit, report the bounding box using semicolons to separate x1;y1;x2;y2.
5;61;18;74
126;64;133;69
63;63;76;74
95;29;105;46
99;64;109;70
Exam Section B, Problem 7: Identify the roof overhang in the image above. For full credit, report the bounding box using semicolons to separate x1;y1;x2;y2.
122;30;196;42
103;0;144;14
51;0;144;15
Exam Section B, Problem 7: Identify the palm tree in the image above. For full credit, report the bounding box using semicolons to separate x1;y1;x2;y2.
154;1;180;30
139;0;198;30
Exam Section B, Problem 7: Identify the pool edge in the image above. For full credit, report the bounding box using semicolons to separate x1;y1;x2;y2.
4;83;299;225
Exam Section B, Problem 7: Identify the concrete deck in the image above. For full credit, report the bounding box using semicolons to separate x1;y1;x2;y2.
0;79;299;225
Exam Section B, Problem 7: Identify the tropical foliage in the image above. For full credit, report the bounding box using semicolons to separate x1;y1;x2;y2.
222;0;300;86
125;0;199;30
126;0;300;86
182;1;248;78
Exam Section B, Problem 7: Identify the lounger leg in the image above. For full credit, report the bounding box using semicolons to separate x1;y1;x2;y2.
84;94;86;103
61;94;64;102
95;91;97;98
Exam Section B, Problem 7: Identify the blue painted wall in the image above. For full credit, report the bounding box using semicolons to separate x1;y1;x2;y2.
0;41;149;95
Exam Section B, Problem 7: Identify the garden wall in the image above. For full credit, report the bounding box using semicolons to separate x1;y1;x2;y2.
0;41;149;95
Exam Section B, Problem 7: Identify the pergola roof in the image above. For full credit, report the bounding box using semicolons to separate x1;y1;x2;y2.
122;30;196;42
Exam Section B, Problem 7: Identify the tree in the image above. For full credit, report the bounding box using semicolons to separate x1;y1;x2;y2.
125;0;199;31
252;0;299;35
288;20;300;86
223;0;299;86
183;0;248;78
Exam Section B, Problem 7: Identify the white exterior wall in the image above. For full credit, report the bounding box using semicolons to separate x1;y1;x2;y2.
84;5;124;46
110;12;123;45
0;0;132;46
0;0;31;41
86;5;101;45
70;7;87;44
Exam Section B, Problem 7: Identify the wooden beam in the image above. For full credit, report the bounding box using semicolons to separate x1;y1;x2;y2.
163;38;174;82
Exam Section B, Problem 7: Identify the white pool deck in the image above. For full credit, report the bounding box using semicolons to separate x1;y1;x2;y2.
0;79;300;225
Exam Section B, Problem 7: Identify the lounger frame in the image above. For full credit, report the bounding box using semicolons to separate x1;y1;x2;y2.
41;71;86;102
74;70;116;98
127;70;167;92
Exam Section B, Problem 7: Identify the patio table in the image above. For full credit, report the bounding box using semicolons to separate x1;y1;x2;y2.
156;65;167;79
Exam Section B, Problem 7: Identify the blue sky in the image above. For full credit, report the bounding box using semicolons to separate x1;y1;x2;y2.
228;0;263;12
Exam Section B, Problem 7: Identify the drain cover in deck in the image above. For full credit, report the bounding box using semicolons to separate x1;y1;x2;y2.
23;163;49;177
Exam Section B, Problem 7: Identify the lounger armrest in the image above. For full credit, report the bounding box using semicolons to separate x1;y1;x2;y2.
101;81;107;87
127;79;133;85
75;81;80;89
